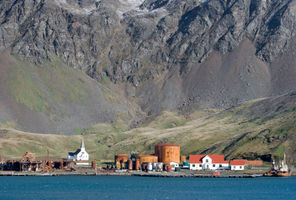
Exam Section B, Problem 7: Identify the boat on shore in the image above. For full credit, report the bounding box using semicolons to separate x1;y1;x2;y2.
264;154;292;177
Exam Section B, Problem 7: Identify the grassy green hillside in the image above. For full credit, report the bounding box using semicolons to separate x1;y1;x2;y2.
0;93;295;164
0;51;141;134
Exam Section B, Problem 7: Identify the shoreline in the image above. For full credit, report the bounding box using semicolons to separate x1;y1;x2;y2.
0;171;266;178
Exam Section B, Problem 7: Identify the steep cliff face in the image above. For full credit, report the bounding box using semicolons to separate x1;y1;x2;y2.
0;0;296;133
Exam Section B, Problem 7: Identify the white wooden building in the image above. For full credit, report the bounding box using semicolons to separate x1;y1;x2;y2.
230;160;246;170
67;140;89;161
189;155;229;170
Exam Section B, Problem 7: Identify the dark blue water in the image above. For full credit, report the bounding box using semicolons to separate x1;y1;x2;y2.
0;176;295;200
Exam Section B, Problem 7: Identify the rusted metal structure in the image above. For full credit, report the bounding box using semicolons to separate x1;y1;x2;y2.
136;155;158;164
115;154;129;162
0;150;75;172
155;143;180;164
135;159;140;170
114;154;129;169
21;151;36;163
92;160;97;169
165;164;172;172
128;160;133;170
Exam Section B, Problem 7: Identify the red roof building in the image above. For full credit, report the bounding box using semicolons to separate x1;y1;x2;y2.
189;155;228;164
245;160;263;166
230;159;246;170
189;154;229;170
230;159;246;165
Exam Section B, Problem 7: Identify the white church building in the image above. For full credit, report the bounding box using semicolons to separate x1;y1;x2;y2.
67;140;89;162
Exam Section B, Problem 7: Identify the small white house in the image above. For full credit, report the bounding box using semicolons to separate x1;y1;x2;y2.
67;140;89;161
189;155;229;170
230;160;246;170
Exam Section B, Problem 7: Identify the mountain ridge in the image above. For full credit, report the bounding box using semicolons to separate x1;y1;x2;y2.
0;0;296;134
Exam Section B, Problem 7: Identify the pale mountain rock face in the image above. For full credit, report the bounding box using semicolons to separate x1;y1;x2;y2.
0;0;296;133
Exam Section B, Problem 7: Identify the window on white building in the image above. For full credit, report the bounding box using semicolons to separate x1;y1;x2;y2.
219;164;222;167
206;159;209;163
192;164;195;167
213;164;215;167
240;166;242;169
199;164;202;167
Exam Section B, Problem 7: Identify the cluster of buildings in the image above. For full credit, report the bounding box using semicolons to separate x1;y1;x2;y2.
0;140;263;173
0;140;92;172
114;142;263;172
114;143;181;172
189;155;262;171
0;151;73;172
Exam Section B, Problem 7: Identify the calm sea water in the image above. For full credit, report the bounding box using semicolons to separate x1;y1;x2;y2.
0;176;295;200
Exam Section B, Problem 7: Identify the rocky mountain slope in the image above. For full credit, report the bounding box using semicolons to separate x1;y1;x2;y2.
0;0;296;133
0;51;144;134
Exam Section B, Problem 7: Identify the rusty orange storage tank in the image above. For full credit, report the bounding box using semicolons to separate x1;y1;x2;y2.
155;143;180;164
135;159;140;170
128;160;133;170
116;161;121;169
137;155;158;164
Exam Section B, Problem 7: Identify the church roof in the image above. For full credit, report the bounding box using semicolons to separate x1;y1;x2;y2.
68;148;81;156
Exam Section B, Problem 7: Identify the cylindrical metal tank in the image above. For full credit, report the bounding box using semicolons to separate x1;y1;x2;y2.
116;161;121;169
152;162;157;170
91;160;96;169
128;160;133;170
137;155;158;164
155;143;180;164
165;164;172;172
148;162;153;171
156;163;163;172
135;159;140;170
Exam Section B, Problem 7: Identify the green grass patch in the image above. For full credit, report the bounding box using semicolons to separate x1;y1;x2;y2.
7;54;91;117
0;120;18;129
148;111;187;129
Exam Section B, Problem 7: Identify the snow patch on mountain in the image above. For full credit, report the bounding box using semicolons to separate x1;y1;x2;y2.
117;0;146;17
53;0;101;15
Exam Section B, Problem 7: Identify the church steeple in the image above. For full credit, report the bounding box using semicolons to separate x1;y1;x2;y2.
81;139;85;150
